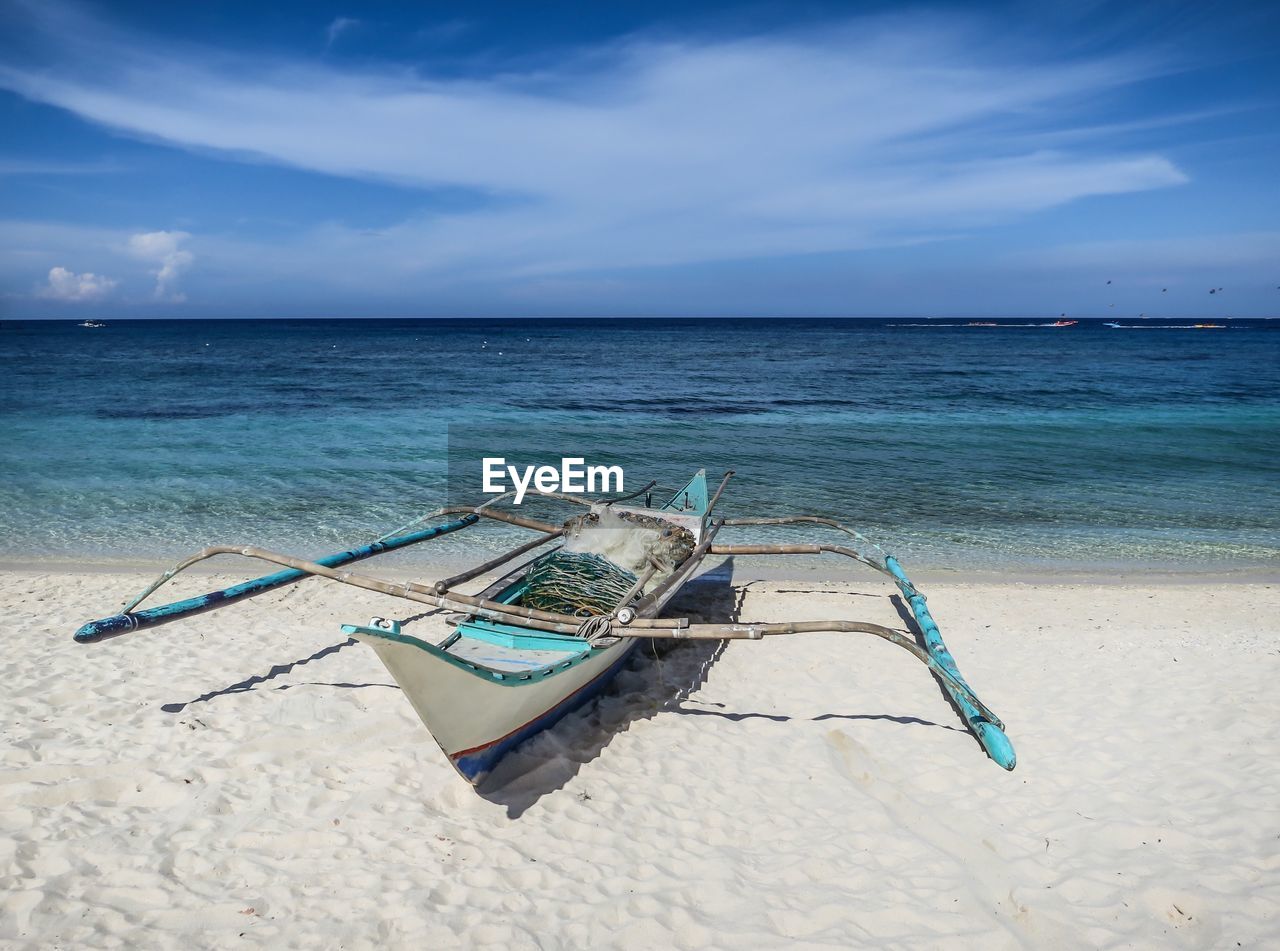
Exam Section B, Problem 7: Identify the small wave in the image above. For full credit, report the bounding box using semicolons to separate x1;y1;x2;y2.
95;407;236;421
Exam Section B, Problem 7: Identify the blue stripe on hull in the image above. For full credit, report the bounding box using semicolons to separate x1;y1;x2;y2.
452;640;641;784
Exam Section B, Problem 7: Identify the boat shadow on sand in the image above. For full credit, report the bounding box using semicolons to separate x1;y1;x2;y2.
474;563;739;817
158;559;970;818
159;637;393;713
476;560;967;817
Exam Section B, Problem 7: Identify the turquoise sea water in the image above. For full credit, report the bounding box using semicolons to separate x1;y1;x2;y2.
1;318;1277;571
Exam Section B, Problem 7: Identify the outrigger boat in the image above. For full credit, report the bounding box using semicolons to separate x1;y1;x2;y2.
75;470;1015;785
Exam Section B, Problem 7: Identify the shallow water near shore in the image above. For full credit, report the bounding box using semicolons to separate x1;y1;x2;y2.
2;317;1278;570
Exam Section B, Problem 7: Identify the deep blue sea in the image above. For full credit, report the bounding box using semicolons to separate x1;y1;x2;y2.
2;318;1277;572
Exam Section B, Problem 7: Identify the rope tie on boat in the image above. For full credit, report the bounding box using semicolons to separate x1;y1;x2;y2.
576;614;617;646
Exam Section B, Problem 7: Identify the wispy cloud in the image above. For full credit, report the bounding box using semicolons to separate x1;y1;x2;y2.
412;19;472;47
0;1;1196;292
127;230;193;300
0;158;124;176
324;16;360;49
37;265;117;301
1009;231;1280;271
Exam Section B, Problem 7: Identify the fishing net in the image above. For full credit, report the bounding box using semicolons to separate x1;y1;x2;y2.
520;505;698;617
521;551;638;617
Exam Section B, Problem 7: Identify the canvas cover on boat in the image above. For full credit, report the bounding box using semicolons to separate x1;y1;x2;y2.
562;505;696;572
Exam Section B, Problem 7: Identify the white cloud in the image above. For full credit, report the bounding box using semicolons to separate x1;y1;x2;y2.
1008;231;1280;271
0;3;1195;285
127;230;193;300
325;16;360;48
37;265;117;301
0;158;123;175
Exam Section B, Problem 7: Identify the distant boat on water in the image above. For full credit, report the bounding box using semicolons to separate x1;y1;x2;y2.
1104;322;1228;330
1048;320;1078;327
76;320;106;328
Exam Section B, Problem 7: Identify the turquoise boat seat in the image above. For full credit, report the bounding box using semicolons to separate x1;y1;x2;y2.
445;619;593;673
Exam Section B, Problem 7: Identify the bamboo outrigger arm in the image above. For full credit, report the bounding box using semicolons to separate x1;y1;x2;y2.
641;619;1004;729
475;479;659;513
75;540;695;643
75;515;483;643
73;511;704;644
75;479;667;643
707;522;1016;771
432;530;565;594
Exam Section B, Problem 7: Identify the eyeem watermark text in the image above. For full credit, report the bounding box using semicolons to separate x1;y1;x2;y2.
482;457;623;505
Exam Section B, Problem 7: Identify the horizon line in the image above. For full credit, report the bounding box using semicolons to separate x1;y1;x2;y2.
5;314;1277;322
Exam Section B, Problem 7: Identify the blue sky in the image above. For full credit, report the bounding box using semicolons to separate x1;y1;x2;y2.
1;0;1277;317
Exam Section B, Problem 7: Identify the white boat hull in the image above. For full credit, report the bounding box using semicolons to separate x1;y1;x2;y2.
349;627;640;785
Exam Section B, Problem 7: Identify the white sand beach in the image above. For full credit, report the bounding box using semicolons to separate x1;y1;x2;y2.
2;565;1277;949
